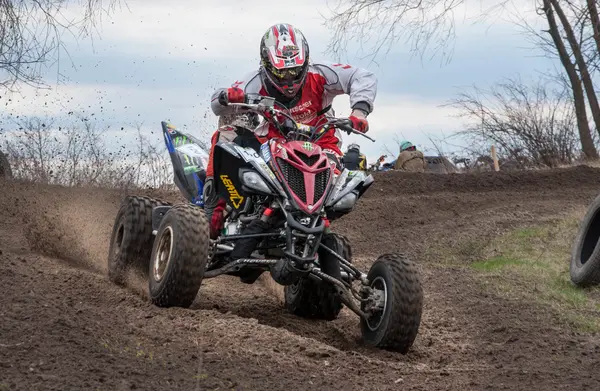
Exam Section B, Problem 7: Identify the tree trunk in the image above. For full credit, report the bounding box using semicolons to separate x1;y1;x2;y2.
543;0;598;159
551;0;600;142
588;0;600;56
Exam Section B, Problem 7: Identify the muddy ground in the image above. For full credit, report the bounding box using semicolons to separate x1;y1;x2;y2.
2;166;600;390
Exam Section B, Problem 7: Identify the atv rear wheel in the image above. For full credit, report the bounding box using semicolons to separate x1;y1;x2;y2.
284;233;351;320
361;253;423;354
108;196;171;285
149;203;209;308
571;193;600;286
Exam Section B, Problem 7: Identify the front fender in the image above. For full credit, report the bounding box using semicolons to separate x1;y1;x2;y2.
325;169;373;208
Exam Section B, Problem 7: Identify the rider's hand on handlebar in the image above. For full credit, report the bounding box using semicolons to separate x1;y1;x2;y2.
348;109;369;133
218;87;245;106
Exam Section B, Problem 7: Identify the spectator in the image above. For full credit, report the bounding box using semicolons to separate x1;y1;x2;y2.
343;143;367;171
394;141;426;172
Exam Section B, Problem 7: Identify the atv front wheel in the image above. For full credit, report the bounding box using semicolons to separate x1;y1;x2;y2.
361;253;423;354
284;233;351;320
149;203;209;308
571;193;600;286
108;196;171;285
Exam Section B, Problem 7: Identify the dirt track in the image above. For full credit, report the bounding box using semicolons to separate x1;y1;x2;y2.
2;166;600;390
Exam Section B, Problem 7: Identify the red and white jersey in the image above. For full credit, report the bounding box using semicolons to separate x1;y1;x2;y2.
210;61;378;151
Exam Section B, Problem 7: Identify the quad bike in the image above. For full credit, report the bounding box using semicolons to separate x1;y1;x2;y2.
107;95;424;353
368;155;394;172
0;150;12;179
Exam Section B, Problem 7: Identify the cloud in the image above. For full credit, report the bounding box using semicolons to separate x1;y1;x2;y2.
1;0;560;165
1;79;465;164
59;0;541;63
61;0;331;62
41;0;557;103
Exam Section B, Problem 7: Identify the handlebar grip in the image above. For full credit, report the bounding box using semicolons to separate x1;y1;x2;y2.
218;90;228;106
335;119;355;134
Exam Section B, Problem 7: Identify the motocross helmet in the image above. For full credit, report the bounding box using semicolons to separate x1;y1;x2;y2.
259;23;310;102
400;141;416;152
347;143;360;152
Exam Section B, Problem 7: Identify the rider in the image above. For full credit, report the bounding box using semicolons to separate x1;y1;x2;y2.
204;23;378;233
394;141;426;172
343;143;367;171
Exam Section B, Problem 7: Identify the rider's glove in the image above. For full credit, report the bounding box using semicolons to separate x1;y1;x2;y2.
348;109;369;133
218;87;245;106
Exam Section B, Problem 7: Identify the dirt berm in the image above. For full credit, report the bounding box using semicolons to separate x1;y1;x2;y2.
2;166;600;390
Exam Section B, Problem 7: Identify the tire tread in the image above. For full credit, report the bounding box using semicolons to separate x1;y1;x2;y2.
150;203;209;308
571;193;600;286
284;233;350;320
108;195;171;285
361;253;423;354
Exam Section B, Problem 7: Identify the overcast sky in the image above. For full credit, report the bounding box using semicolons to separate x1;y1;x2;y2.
1;0;559;160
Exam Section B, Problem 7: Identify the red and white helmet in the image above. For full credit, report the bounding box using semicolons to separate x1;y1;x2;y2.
259;23;310;99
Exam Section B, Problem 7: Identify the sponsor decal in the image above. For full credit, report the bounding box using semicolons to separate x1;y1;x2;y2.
173;136;189;146
293;111;316;123
260;142;272;162
297;123;312;134
259;162;277;181
290;100;312;113
166;123;177;134
220;174;244;209
332;63;352;70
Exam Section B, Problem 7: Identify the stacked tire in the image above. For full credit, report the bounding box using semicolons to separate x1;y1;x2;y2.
570;194;600;286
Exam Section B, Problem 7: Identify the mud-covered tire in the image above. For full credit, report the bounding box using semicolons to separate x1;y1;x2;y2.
108;196;171;285
571;194;600;286
361;253;423;354
284;233;352;320
0;151;12;179
149;203;209;308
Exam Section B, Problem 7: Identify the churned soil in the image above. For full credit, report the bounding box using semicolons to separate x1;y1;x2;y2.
2;165;600;390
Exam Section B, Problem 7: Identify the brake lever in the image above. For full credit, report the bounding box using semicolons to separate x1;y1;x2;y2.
355;130;376;142
331;119;376;142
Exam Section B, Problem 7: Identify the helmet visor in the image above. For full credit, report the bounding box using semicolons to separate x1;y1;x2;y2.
270;66;304;85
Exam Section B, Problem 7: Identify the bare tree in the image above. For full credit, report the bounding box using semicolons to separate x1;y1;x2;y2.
323;0;508;62
324;1;599;156
5;117;59;183
380;132;404;158
448;76;581;167
129;121;173;189
1;115;176;189
587;0;600;55
549;0;600;144
540;0;598;158
0;0;121;90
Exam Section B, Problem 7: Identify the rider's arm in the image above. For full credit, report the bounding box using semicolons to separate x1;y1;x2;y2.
313;61;378;116
210;72;262;116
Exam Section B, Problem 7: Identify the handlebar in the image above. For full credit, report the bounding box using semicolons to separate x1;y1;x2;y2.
225;95;375;143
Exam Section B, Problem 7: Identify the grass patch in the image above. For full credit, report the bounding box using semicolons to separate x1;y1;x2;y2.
439;217;600;332
471;256;527;270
